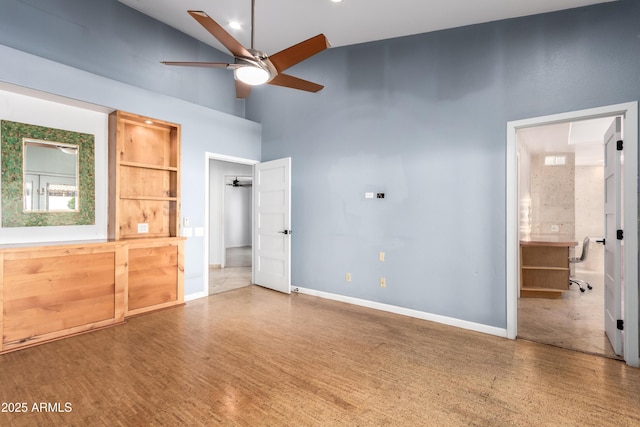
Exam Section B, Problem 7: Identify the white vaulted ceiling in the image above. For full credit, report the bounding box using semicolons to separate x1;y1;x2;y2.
118;0;616;55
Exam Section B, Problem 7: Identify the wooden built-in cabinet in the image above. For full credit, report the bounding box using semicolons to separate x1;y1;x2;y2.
108;110;180;240
125;237;184;317
0;111;185;354
109;111;185;317
0;237;184;354
0;241;127;354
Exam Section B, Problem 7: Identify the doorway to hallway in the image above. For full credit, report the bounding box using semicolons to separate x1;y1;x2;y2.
203;153;293;297
206;155;258;296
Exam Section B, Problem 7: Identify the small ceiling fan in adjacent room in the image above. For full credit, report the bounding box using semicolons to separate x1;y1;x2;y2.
226;177;253;188
162;0;330;98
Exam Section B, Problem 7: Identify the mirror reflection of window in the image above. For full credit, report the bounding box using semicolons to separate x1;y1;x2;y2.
23;139;79;212
47;183;77;210
23;181;33;211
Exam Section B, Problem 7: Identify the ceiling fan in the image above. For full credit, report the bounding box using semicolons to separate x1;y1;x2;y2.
162;0;330;99
227;177;252;188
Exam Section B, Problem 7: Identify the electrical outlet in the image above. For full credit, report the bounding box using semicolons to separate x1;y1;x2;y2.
137;223;149;233
379;251;385;262
345;273;352;282
380;277;386;288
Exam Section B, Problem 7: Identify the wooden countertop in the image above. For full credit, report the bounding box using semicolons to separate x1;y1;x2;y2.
520;234;577;247
0;236;186;252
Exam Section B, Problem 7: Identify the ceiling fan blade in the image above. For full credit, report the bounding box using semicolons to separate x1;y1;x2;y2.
161;61;232;68
188;10;252;58
269;34;330;73
268;73;324;93
235;79;252;99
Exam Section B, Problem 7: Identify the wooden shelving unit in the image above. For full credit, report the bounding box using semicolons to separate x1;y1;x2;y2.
109;110;184;316
520;240;574;299
108;110;180;240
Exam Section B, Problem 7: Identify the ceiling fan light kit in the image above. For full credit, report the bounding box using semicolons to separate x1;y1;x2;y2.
161;0;330;98
235;66;270;85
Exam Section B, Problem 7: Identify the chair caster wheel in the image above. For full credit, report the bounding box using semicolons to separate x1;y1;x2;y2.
580;288;585;292
587;285;592;290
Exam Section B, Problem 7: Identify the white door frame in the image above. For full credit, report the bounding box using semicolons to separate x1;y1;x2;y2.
203;152;259;297
506;102;639;367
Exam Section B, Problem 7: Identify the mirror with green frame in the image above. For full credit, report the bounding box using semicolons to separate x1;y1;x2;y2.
1;120;95;227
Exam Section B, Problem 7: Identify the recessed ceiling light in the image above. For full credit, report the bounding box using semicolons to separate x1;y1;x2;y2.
144;120;153;125
331;0;343;3
229;21;242;30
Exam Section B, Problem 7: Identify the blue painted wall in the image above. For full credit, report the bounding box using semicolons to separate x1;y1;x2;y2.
0;0;244;117
1;0;639;328
0;0;262;297
246;0;640;328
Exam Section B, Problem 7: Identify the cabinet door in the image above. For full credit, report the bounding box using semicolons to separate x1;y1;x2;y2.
128;244;178;312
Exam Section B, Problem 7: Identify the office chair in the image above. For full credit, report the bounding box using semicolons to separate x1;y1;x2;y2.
569;236;593;292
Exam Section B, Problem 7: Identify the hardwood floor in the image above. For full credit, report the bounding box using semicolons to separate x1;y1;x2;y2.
1;285;639;426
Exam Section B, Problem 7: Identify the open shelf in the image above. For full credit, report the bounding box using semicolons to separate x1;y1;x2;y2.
108;110;181;240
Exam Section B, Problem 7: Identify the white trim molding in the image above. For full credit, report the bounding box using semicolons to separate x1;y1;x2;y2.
202;152;259;299
296;287;508;338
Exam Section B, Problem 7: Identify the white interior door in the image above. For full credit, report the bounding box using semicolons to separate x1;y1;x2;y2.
603;117;623;356
253;158;291;294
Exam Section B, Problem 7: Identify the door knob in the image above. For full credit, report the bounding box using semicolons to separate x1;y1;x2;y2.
278;230;292;235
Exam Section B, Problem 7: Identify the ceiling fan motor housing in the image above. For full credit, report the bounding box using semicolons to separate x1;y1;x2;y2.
234;49;278;83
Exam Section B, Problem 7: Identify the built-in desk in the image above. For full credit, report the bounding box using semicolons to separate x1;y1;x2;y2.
520;235;577;299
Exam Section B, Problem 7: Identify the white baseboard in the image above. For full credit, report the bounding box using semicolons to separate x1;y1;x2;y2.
184;291;208;302
295;287;508;338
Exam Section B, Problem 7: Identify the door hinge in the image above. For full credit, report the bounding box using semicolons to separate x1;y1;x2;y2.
617;140;623;151
617;319;624;330
617;229;623;240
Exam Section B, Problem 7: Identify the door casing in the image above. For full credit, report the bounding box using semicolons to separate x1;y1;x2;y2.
506;102;639;367
203;153;259;298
